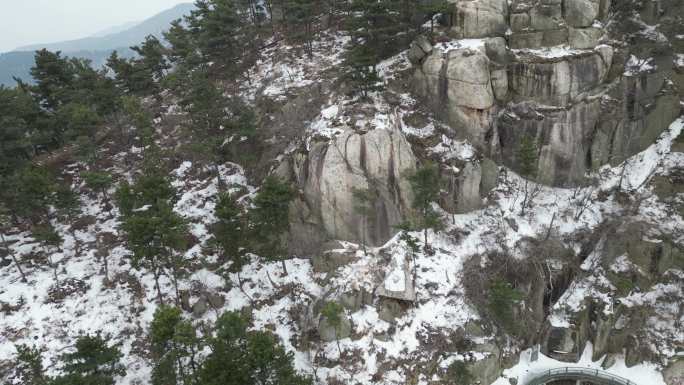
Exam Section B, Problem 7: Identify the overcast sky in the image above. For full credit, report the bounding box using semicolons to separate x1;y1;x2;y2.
0;0;190;53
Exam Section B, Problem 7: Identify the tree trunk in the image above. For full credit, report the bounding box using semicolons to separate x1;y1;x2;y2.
335;327;342;356
153;265;164;305
103;253;109;283
2;233;27;282
214;162;224;191
171;264;181;306
48;252;59;284
281;259;288;276
423;227;428;249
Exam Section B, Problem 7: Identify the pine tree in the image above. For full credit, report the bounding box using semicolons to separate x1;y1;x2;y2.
488;279;523;332
30;49;74;111
52;335;126;385
284;0;318;56
446;360;474;385
32;224;63;283
150;305;200;385
249;176;294;275
14;345;47;385
118;164;187;304
1;166;56;223
344;0;406;96
0;204;27;282
213;193;245;267
55;102;102;141
122;202;187;305
189;0;245;77
407;162;442;249
198;311;311;385
419;0;450;37
164;20;198;68
351;187;377;255
517;134;539;215
321;301;344;355
0;86;37;176
131;35;171;84
82;171;113;202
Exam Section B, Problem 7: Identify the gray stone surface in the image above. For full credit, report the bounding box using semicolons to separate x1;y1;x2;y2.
508;50;613;106
569;27;603;49
451;0;509;38
564;0;600;27
294;125;416;247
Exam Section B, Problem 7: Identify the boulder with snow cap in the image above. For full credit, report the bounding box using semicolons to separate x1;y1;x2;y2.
292;121;417;249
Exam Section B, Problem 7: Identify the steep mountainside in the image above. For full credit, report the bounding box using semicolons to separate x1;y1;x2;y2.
0;1;682;385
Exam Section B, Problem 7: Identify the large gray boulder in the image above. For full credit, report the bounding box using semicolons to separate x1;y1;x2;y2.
564;0;601;27
413;45;499;146
292;125;416;248
451;0;509;38
446;49;495;109
568;27;603;49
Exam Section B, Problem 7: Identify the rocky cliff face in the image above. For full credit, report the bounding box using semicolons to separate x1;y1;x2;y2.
412;0;682;186
281;122;417;254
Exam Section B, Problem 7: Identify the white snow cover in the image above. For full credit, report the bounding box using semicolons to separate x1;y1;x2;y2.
0;21;682;385
493;344;667;385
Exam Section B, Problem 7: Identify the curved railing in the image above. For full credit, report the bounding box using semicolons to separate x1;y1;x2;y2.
526;367;636;385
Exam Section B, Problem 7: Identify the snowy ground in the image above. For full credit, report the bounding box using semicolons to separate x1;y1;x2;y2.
0;26;682;385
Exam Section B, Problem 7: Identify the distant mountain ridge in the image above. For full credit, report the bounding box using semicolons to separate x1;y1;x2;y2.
91;21;142;38
0;3;195;86
14;3;194;53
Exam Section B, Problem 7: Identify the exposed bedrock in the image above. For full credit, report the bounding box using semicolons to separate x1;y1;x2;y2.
508;47;613;106
539;221;684;368
282;127;417;254
411;0;681;187
449;0;509;39
496;99;601;186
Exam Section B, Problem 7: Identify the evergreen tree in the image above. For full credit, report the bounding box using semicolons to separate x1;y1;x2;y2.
517;134;539;215
0;86;38;176
55;102;102;141
419;0;450;37
188;0;245;77
52;335;126;385
164;19;199;68
117;160;187;304
30;49;75;111
344;0;405;96
150;305;200;385
82;171;113;202
32;224;63;283
0;166;56;223
284;0;318;56
351;187;377;255
0;204;28;282
249;176;294;275
407;162;442;249
14;345;48;385
446;360;474;385
487;279;523;332
121;201;187;304
320;301;344;355
198;311;311;385
131;35;171;84
213;192;245;267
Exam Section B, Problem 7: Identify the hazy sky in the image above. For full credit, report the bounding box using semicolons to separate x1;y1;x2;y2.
0;0;190;52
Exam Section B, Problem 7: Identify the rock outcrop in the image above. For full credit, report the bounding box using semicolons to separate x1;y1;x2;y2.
412;0;682;186
283;122;417;254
